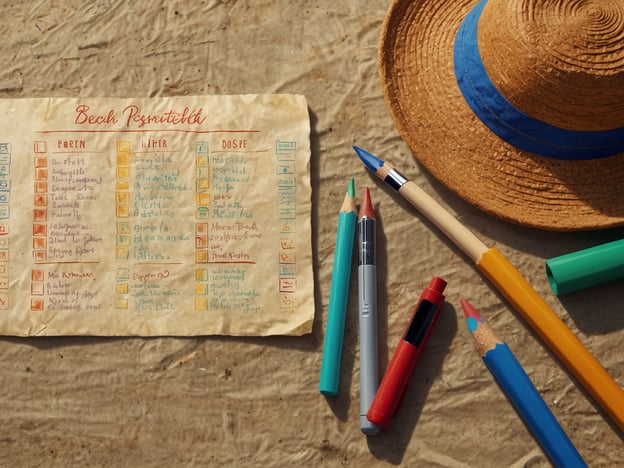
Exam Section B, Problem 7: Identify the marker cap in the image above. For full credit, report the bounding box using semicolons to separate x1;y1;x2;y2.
545;238;624;295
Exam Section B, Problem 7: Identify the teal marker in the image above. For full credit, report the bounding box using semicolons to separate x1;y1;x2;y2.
546;238;624;295
320;178;357;396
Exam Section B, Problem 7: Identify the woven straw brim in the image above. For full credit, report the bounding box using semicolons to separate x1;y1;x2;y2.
379;0;624;230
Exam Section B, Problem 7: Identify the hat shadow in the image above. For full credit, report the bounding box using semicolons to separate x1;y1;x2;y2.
524;152;624;222
418;166;624;336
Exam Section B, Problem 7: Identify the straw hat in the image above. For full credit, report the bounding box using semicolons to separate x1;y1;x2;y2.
379;0;624;230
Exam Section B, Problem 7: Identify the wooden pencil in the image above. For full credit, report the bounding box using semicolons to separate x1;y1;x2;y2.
462;299;587;467
319;178;357;396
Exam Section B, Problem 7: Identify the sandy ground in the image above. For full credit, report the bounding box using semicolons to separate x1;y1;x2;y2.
0;1;622;466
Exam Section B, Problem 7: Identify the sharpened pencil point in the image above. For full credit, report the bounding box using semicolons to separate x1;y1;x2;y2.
340;179;358;215
353;146;383;172
460;298;482;322
347;177;355;197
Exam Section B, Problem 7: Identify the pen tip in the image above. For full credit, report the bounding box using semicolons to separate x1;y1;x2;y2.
358;187;375;220
460;298;482;322
347;178;355;197
353;146;383;172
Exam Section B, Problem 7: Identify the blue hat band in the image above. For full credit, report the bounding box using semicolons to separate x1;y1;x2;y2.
453;0;624;161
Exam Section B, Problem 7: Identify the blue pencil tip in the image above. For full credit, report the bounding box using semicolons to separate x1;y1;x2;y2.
353;146;383;172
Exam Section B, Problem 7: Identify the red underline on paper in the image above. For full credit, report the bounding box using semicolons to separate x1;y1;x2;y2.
39;262;100;265
50;151;106;155
36;129;260;135
210;149;271;154
133;262;184;265
206;261;257;265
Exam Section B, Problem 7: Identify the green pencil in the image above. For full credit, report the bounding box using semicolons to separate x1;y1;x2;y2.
319;178;357;396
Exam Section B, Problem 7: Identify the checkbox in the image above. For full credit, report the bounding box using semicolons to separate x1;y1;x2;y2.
33;141;47;153
197;179;210;191
117;153;130;166
31;282;44;295
195;268;207;281
196;250;208;263
116;192;130;204
32;238;46;250
116;247;129;259
116;167;130;178
32;270;44;281
117;141;130;153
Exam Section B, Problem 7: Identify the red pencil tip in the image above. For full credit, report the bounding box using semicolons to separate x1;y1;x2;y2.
358;187;375;220
460;298;482;321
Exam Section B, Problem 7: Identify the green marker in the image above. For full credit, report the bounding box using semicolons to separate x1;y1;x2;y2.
319;178;357;396
546;238;624;295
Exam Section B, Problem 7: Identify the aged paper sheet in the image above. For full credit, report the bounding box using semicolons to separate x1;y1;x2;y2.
0;94;313;336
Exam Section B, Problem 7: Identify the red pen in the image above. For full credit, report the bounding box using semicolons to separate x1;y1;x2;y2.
366;277;447;429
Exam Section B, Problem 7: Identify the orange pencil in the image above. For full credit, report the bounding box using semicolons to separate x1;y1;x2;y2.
354;146;624;434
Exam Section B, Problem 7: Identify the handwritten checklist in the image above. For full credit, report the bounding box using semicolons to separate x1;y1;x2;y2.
0;95;313;336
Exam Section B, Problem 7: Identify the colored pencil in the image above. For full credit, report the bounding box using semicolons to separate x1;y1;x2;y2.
357;187;380;434
353;145;624;433
319;178;357;396
462;299;587;467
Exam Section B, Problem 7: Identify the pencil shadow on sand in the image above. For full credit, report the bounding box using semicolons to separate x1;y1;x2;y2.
365;302;458;464
418;166;624;336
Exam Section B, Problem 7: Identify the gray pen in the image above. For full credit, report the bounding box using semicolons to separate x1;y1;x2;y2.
357;187;380;435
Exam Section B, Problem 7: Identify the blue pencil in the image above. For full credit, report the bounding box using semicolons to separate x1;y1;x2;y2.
461;299;587;468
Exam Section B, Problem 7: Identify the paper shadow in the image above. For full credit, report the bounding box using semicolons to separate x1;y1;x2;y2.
0;335;128;350
307;106;325;347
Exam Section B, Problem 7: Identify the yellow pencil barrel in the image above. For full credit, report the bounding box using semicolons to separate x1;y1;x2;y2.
477;247;624;433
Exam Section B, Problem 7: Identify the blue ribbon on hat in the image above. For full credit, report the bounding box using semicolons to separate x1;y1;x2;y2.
453;0;624;160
